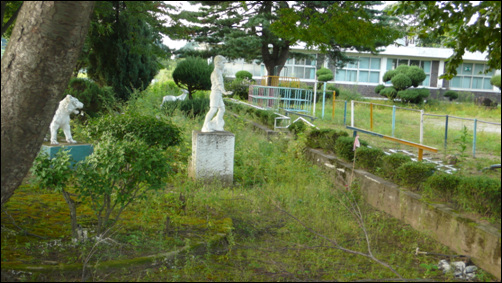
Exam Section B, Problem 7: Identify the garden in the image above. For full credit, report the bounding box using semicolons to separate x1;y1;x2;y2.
1;68;500;281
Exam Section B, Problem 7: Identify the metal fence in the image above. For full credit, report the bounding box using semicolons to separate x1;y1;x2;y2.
248;85;314;115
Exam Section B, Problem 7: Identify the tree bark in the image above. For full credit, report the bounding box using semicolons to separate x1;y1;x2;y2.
1;2;95;206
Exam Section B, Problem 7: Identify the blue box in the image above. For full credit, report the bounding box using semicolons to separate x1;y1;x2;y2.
40;143;93;167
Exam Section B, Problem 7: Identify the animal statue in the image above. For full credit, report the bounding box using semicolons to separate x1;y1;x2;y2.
160;89;188;107
49;94;84;144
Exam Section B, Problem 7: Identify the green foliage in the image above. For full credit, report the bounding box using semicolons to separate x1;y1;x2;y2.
228;78;253;100
406;66;427;87
392;1;501;79
326;84;341;98
65;78;118;119
334;136;368;161
172;57;213;99
84;113;182;149
374;84;385;94
355;147;385;173
396;161;436;190
380;153;412;180
379;87;398;101
398;88;430;104
306;128;349;150
490;74;501;90
457;176;501;216
454;125;470;158
76;134;172;234
316;68;334;82
86;5;166;101
235;70;253;80
383;69;398;82
30;149;74;193
391;73;412;91
443;90;459;101
254;109;280;129
288;120;307;137
161;97;210;118
424;173;461;200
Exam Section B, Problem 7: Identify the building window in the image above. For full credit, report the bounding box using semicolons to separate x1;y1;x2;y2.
449;63;494;90
336;56;381;83
282;57;317;79
386;58;431;86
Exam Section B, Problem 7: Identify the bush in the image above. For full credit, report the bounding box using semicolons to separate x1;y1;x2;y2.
380;153;411;180
406;66;427;87
235;70;253;80
398;88;430;104
457;176;501;216
383;69;398;82
490;74;501;90
396;161;436;190
326;84;341;98
374;84;385;94
306;129;349;150
334;136;368;161
391;73;412;91
443;90;459;101
316;67;334;82
288;120;307;137
355;147;385;173
228;78;253;100
172;56;213;99
85;112;182;149
379;87;398;101
254;109;279;129
65;77;117;119
424;173;461;200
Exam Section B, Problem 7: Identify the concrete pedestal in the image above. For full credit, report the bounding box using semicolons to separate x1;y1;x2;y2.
189;131;234;185
40;143;93;167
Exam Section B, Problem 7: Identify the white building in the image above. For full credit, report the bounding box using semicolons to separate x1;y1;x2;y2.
223;44;501;103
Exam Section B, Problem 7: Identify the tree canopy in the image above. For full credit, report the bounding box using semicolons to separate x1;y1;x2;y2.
390;1;501;79
169;1;402;82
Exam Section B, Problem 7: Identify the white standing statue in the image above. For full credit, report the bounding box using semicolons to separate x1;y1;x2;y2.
49;94;84;144
201;55;233;132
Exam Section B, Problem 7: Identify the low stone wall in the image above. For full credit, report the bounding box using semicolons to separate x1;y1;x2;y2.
305;148;501;280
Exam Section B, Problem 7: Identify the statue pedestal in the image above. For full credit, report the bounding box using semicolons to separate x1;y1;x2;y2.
189;131;234;186
40;143;93;167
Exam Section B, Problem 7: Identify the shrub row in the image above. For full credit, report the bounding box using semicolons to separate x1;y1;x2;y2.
225;100;280;129
85;112;182;149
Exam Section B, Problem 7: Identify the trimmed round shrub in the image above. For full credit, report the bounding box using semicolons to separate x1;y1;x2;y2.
306;129;349;150
391;73;412;90
396;161;436;190
380;87;398;100
406;66;427;87
235;70;253;80
380;153;411;180
334;136;369;161
457;176;501;216
398;88;430;104
383;69;398;82
228;78;253;100
172;56;213;99
326;84;341;98
424;173;461;200
85;112;182;149
288;120;307;137
316;67;334;82
374;84;385;94
443;90;459;101
489;74;501;90
355;147;385;173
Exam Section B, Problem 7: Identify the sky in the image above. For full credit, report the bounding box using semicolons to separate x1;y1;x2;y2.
162;1;397;51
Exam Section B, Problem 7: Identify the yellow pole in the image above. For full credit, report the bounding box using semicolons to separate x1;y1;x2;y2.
370;103;373;131
418;149;424;161
332;91;336;120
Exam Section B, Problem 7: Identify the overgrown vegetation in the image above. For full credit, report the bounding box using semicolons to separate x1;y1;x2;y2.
2;70;499;282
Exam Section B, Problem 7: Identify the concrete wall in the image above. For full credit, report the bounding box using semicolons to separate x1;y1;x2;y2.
304;148;501;280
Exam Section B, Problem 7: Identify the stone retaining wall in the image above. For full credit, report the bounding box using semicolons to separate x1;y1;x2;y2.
305;148;501;280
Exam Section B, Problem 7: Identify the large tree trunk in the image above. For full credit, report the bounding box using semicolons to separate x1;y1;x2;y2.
1;2;95;206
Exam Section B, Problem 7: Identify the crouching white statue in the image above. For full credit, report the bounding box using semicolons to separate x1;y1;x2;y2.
201;55;233;132
50;94;84;144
